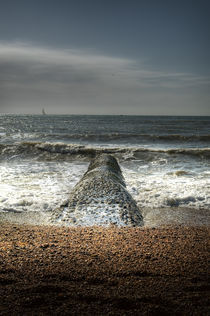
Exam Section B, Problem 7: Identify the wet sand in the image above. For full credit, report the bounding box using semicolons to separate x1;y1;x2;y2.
0;223;209;315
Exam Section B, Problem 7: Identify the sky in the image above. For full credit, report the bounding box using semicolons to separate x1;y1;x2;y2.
0;0;209;115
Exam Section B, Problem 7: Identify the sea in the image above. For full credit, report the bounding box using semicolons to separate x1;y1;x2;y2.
0;114;209;227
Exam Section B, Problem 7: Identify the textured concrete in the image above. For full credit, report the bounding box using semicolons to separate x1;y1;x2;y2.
52;154;143;226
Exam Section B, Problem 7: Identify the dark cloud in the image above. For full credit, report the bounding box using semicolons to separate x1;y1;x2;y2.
0;42;209;115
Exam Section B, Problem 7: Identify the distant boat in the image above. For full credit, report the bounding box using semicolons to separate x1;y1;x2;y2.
42;108;46;115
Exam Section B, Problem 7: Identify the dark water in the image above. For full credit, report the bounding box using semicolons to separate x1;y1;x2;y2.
0;114;210;146
0;114;209;227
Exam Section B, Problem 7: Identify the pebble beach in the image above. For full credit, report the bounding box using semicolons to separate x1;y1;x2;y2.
0;223;209;315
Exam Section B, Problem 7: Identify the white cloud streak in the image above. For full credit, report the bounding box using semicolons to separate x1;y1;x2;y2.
0;41;209;114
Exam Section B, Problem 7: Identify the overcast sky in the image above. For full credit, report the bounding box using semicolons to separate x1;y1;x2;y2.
0;0;209;115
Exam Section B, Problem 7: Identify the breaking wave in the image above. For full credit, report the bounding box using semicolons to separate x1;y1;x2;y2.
46;133;210;142
0;141;210;162
1;132;210;143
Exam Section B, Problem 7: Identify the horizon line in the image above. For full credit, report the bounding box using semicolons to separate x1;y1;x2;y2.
0;112;210;117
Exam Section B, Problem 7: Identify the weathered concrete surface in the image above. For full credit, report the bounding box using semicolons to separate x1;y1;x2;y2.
52;154;143;226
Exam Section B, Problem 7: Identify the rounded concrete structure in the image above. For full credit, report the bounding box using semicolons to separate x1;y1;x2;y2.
52;154;143;226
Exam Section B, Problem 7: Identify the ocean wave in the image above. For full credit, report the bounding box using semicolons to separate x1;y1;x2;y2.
155;134;210;142
1;132;210;143
166;170;191;176
0;141;210;162
46;133;210;143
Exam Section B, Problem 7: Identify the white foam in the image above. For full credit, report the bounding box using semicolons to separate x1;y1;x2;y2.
122;162;210;211
0;160;88;214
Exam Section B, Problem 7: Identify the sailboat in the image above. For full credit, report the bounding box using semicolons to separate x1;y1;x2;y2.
42;108;46;115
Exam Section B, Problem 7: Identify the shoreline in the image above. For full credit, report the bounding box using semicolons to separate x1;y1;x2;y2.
0;206;209;228
0;222;209;315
